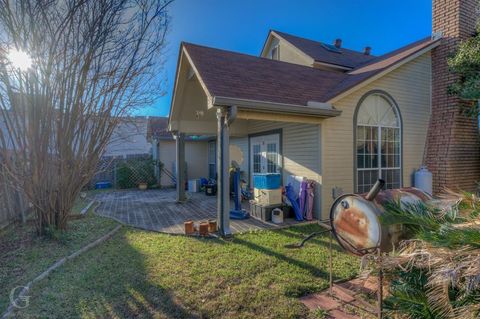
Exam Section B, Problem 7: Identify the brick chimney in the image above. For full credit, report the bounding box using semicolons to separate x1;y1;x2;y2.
425;0;480;193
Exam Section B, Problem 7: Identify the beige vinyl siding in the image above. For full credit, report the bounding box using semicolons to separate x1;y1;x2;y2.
321;52;432;217
262;35;313;67
277;40;312;66
159;140;209;187
247;121;322;217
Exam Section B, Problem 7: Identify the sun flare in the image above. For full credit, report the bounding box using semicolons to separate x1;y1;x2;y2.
7;49;32;71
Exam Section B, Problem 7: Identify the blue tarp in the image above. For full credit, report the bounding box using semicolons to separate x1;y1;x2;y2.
285;184;303;221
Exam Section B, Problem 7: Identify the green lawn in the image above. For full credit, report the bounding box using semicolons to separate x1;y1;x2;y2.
0;213;118;312
11;223;359;318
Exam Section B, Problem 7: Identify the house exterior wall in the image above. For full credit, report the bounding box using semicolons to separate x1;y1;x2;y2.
104;117;151;158
320;52;432;217
158;140;209;187
246;120;322;218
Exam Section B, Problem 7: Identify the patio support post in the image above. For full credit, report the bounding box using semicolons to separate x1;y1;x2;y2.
174;131;186;203
217;107;232;237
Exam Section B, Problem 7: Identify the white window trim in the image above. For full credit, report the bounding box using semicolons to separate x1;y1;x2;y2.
270;45;279;60
355;93;402;193
249;133;281;185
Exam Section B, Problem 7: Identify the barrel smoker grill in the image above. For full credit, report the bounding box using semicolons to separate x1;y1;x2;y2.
330;181;432;256
287;179;432;319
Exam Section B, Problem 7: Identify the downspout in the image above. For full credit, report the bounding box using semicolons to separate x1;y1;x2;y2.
227;105;237;125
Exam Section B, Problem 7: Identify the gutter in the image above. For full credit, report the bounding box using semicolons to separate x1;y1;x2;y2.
212;96;341;118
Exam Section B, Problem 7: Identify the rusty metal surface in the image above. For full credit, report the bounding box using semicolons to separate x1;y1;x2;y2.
330;187;431;256
330;195;381;255
372;187;432;207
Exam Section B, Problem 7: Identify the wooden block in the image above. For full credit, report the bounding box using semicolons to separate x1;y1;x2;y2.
199;222;209;236
184;220;194;235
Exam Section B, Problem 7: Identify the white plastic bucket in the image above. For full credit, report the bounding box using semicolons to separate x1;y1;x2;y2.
271;208;284;224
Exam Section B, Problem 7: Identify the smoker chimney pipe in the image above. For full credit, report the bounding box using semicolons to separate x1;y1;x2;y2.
365;179;385;201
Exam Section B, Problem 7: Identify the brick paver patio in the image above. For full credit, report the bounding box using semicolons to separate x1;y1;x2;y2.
92;189;307;234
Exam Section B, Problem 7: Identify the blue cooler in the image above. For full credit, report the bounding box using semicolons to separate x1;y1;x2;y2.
253;174;281;189
95;181;112;189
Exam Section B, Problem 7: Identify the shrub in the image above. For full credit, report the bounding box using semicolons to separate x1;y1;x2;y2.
116;157;158;189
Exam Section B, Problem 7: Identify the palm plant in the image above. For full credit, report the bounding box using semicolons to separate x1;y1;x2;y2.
380;192;480;319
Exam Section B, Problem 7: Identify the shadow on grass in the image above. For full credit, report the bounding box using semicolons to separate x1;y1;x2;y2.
15;230;200;319
233;237;341;280
272;226;345;253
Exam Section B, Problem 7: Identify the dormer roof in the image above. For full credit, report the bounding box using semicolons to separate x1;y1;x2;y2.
264;30;377;69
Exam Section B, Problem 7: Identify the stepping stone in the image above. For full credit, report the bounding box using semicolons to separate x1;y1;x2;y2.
348;297;377;314
329;285;355;303
329;309;359;319
363;276;379;293
337;280;369;295
300;293;341;311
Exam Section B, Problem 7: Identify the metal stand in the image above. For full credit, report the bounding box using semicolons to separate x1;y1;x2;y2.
329;231;333;295
377;248;383;319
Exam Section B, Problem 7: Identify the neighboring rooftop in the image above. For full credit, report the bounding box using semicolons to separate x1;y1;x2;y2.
147;116;171;140
272;30;377;69
148;117;212;140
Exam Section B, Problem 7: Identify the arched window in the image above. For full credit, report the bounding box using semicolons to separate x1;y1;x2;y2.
355;93;401;193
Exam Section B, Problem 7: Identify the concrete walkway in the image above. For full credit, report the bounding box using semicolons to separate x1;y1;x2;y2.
92;189;306;234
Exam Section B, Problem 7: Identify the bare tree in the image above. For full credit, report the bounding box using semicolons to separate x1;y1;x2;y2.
0;0;172;235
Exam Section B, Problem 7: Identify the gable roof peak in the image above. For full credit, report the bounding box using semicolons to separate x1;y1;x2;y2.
270;30;377;69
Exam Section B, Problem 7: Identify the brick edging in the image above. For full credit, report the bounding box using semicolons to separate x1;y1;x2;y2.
1;224;122;318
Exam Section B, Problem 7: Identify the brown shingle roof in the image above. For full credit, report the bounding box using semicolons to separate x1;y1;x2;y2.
184;42;347;107
273;30;377;68
323;36;439;101
182;35;438;107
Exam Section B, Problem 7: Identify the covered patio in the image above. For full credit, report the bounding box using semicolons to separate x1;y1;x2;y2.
169;43;343;236
93;189;307;234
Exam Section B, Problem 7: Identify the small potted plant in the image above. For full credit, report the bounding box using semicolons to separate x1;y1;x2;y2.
138;182;148;190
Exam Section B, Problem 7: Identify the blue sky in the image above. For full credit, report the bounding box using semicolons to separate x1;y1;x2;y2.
140;0;432;117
